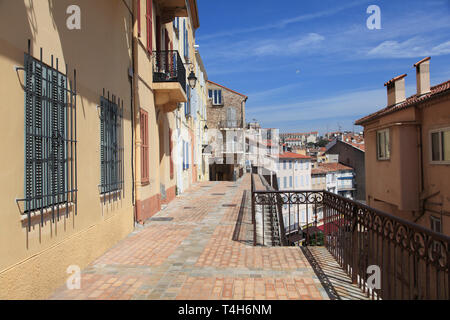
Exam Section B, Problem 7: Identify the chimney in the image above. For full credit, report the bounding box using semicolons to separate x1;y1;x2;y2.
384;74;407;107
414;57;431;96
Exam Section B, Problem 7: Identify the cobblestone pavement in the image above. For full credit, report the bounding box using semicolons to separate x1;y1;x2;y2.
50;174;364;300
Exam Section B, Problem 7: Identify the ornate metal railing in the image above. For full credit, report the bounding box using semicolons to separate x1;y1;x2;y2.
152;50;186;93
218;120;243;129
251;186;450;300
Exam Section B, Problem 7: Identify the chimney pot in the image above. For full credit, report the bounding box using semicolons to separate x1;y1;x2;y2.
384;74;407;107
414;57;431;96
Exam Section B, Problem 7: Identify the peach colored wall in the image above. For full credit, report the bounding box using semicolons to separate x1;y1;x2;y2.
364;95;450;235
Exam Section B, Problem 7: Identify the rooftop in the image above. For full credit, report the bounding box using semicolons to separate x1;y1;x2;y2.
277;152;311;160
319;162;354;172
355;79;450;125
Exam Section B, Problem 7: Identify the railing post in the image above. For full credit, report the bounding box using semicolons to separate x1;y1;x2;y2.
251;174;256;246
351;205;359;284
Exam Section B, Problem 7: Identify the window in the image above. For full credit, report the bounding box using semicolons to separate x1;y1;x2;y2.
226;107;237;127
289;176;293;188
430;216;442;233
182;140;186;170
283;177;287;189
289;161;292;169
100;95;124;194
283;161;286;170
377;129;390;160
140;110;149;184
208;90;213;99
146;0;153;53
430;128;450;163
23;52;77;214
185;84;191;116
277;178;280;188
186;142;190;170
430;215;443;252
173;17;179;38
183;20;189;59
211;89;222;105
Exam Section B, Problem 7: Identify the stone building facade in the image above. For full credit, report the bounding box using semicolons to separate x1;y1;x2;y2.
206;80;248;181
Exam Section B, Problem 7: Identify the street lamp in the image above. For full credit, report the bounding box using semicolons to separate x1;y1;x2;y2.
188;70;197;89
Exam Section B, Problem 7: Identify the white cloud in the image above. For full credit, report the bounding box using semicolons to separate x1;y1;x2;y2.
367;38;450;58
252;33;325;57
197;0;369;41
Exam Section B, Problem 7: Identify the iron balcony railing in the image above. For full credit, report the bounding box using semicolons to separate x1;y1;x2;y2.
218;120;243;129
152;50;186;94
251;183;450;300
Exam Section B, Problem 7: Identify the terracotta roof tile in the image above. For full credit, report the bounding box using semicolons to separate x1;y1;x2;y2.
277;152;311;159
355;80;450;125
319;162;353;172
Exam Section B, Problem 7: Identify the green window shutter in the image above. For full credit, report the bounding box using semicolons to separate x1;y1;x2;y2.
24;53;73;216
100;95;123;195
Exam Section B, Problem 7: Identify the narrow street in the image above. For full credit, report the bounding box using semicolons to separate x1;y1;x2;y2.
51;175;365;300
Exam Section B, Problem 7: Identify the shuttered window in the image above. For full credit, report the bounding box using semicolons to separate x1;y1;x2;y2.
182;140;186;171
146;0;153;53
22;52;77;218
140;109;149;183
100;95;123;194
185;84;191;116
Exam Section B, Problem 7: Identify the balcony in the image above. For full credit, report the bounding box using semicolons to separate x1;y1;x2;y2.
251;174;450;300
153;50;187;113
218;120;243;129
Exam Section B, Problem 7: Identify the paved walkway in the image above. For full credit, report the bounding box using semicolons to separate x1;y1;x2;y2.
50;174;365;300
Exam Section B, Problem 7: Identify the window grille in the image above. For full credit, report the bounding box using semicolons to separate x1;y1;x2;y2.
18;45;78;230
99;92;124;197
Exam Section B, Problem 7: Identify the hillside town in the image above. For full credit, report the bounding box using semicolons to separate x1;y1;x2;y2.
0;0;448;303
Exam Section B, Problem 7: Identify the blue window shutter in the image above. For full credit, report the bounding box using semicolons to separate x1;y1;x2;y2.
182;140;185;170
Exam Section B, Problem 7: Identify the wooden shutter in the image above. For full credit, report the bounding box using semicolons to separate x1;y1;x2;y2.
146;0;153;53
140;110;149;183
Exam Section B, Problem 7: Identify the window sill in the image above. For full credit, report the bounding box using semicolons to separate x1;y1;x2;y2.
100;190;122;201
20;202;75;223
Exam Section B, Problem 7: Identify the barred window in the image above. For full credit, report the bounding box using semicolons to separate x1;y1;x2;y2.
22;50;77;223
100;94;124;195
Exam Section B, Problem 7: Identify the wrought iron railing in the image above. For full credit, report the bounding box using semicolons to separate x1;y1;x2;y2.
152;50;186;93
251;186;450;300
218;120;243;129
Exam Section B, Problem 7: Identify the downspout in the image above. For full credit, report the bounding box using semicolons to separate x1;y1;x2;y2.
131;0;139;224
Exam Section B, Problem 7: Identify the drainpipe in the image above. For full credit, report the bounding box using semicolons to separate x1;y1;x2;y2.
131;0;139;224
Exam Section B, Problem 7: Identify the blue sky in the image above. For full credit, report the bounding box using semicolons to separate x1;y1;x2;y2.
195;0;450;134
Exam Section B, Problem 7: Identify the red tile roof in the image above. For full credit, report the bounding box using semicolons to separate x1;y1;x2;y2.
277;152;311;159
311;168;328;175
319;162;353;172
207;80;248;99
356;80;450;125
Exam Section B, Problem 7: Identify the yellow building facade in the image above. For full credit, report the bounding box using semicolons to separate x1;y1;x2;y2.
0;0;204;299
